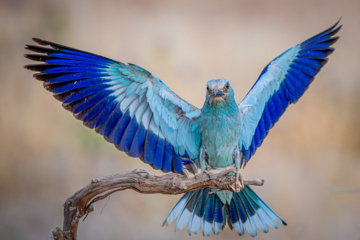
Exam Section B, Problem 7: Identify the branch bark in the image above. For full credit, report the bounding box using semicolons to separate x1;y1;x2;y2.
51;165;264;240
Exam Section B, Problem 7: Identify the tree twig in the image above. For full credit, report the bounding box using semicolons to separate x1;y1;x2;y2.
51;165;264;240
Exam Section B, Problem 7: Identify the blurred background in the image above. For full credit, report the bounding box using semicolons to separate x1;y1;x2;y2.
1;0;359;239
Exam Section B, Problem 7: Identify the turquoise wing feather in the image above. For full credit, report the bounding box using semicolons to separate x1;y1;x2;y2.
238;21;341;166
25;38;201;173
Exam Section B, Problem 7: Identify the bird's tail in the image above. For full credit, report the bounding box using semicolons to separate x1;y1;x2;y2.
162;187;286;237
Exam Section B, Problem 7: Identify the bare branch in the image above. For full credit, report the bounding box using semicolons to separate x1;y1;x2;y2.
52;165;264;240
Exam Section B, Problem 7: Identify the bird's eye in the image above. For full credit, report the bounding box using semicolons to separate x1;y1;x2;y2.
207;86;210;92
225;82;229;90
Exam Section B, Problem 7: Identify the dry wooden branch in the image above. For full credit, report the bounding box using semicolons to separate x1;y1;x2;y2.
51;165;264;240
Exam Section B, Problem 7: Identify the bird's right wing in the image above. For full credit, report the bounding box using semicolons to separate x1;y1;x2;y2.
238;21;341;166
25;38;202;173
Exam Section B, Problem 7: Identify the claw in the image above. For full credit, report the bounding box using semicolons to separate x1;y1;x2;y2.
231;147;243;192
232;171;243;192
194;171;202;180
203;169;212;179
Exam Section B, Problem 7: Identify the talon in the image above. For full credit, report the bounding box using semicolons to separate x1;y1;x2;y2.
194;172;200;180
203;169;212;179
234;180;241;192
234;171;243;192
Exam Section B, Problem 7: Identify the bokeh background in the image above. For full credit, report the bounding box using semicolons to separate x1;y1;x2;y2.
1;0;359;239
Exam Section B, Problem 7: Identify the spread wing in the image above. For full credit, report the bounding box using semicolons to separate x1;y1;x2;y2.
238;21;341;166
25;38;201;173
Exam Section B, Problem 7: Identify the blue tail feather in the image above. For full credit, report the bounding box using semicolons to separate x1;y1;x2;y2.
238;191;259;237
203;193;215;236
190;188;210;234
163;186;286;237
245;187;287;226
188;189;204;235
213;196;224;234
174;191;196;231
242;189;269;233
229;199;244;235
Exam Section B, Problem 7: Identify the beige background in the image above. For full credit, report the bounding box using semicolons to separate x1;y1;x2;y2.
1;0;360;239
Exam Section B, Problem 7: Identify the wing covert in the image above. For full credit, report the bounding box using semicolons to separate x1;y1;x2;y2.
25;38;201;173
238;21;341;166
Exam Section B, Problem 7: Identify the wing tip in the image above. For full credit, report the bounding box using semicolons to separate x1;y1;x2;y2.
32;37;47;45
24;64;37;71
325;17;342;35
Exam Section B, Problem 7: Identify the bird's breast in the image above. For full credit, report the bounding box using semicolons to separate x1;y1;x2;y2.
199;113;241;168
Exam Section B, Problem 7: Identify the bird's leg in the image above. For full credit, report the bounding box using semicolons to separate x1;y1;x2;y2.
199;147;212;179
200;148;207;173
232;147;243;192
182;159;198;177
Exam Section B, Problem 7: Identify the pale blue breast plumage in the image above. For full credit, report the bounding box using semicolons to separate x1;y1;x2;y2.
25;20;341;237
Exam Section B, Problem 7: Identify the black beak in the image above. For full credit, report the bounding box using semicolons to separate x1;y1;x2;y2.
208;85;225;104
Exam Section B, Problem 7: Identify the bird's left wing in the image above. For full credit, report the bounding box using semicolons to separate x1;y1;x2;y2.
25;38;201;173
238;21;341;166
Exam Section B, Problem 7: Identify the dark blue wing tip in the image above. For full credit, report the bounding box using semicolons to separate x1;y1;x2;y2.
318;18;342;37
32;38;50;46
301;19;342;48
325;18;342;33
25;38;120;65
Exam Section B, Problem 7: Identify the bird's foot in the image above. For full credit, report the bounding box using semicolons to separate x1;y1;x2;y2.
203;169;212;179
194;172;200;180
195;165;212;180
231;171;243;192
194;166;213;180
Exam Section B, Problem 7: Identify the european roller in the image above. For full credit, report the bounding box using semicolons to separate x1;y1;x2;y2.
25;21;341;237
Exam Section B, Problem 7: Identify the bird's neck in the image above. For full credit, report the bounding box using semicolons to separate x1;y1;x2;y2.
202;97;238;116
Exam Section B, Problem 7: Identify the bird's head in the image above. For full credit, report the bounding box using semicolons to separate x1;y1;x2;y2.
206;79;234;105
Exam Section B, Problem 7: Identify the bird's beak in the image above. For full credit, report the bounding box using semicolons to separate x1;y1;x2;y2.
208;85;225;105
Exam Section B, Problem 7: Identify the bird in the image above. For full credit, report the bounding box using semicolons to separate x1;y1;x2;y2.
24;20;341;237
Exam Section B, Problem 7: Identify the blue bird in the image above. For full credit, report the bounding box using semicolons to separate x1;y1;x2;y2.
25;21;341;237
